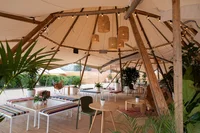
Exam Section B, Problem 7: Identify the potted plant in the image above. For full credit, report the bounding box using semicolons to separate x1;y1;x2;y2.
95;82;102;91
70;76;80;95
34;90;50;105
100;98;105;106
135;96;140;103
114;78;120;91
26;67;38;97
33;95;43;105
122;67;139;93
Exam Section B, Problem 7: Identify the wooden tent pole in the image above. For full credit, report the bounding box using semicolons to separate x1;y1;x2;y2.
11;14;54;54
115;7;123;91
148;54;173;64
136;15;173;94
129;14;168;115
148;19;173;47
138;64;142;71
118;49;123;90
124;0;142;19
22;17;58;52
0;12;41;24
80;7;101;85
80;60;82;78
135;59;140;67
172;0;183;132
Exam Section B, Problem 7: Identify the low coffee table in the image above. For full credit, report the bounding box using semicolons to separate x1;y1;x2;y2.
125;99;146;114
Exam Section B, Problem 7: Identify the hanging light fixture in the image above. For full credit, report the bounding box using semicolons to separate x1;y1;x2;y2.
92;34;99;43
117;39;124;48
118;26;129;42
98;15;110;33
108;37;117;50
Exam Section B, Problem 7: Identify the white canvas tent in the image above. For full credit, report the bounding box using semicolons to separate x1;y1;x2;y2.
0;0;199;72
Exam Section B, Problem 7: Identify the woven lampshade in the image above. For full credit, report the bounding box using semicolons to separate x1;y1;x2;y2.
117;39;124;48
92;34;99;43
98;15;110;33
118;26;129;42
108;37;117;50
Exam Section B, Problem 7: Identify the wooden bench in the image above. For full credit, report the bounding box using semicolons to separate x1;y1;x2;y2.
6;97;34;104
0;104;29;133
38;102;78;133
50;95;79;102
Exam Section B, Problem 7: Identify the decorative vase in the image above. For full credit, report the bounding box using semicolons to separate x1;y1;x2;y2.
38;101;43;105
123;86;130;94
114;83;120;91
26;89;35;97
100;99;105;106
135;97;140;103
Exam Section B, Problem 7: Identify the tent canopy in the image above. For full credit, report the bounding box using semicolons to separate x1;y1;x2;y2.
0;0;199;72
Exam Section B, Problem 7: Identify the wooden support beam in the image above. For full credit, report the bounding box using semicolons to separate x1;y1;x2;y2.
22;17;58;52
101;52;139;69
137;15;173;94
0;12;41;24
152;42;172;49
11;14;54;54
60;8;84;45
124;0;142;20
75;54;89;63
138;64;142;71
135;59;140;67
148;19;173;47
164;21;189;46
129;14;168;115
172;0;183;132
115;6;123;91
164;21;173;32
80;7;100;85
163;61;168;74
54;7;160;19
118;49;123;90
148;54;173;64
181;22;198;36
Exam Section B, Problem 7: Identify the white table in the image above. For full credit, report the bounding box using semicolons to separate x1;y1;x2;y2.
13;99;67;127
89;102;118;133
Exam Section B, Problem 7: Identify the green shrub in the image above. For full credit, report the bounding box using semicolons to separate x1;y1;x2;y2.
38;75;80;86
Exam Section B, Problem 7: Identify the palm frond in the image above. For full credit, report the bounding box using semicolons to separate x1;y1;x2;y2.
0;41;61;94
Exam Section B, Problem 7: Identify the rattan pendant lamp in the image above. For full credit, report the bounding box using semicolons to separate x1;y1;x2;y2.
108;14;117;50
92;34;99;43
98;15;110;33
108;37;117;50
118;26;129;42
